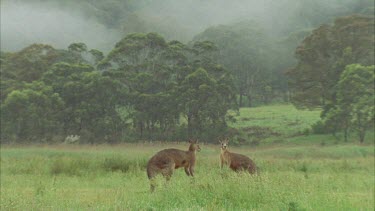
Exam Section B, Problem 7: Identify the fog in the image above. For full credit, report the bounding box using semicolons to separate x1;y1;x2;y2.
138;0;361;41
0;0;367;52
1;1;121;52
137;0;297;40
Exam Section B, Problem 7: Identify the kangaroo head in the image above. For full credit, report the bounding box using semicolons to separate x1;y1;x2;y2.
219;138;229;150
188;139;201;152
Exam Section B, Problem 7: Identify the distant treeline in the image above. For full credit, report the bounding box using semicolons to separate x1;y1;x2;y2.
288;15;374;143
1;14;374;144
1;33;238;143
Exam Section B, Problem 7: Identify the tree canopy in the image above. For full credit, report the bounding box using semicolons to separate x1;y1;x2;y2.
1;32;236;143
287;15;374;108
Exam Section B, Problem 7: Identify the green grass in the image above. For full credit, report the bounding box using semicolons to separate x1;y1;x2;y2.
1;104;374;210
228;104;374;145
230;104;321;135
1;144;374;210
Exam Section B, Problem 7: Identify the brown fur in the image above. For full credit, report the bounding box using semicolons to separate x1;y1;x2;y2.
147;140;200;192
220;139;256;174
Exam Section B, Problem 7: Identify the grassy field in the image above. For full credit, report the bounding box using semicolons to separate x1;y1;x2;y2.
229;105;321;137
229;104;373;145
1;104;374;210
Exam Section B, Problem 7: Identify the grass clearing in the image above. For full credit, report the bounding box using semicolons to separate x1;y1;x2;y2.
229;104;321;136
1;144;374;210
1;104;374;210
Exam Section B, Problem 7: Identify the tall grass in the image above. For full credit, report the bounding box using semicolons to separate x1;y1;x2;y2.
1;105;373;210
1;144;374;210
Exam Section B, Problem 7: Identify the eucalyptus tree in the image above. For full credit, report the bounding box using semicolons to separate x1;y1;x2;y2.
322;64;374;143
42;62;128;143
287;15;374;108
0;81;64;142
192;21;277;107
100;32;236;140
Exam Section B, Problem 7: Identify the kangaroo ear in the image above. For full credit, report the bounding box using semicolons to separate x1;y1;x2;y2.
189;139;196;143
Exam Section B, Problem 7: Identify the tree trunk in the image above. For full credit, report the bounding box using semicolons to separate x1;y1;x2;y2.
239;93;243;108
359;129;366;143
139;121;143;139
344;125;349;142
187;114;192;138
357;113;365;143
247;95;253;107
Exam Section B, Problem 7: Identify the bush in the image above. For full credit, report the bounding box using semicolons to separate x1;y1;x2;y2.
101;156;147;173
50;156;94;176
312;120;332;134
102;157;131;173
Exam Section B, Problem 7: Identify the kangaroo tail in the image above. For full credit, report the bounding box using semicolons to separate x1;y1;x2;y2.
147;165;154;179
147;165;157;192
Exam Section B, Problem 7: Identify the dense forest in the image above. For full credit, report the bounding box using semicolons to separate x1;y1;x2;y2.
1;0;374;143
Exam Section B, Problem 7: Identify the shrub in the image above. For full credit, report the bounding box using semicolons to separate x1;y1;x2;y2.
50;156;93;176
312;120;331;134
101;156;147;173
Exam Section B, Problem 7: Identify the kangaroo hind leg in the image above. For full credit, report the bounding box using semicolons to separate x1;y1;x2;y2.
161;160;175;182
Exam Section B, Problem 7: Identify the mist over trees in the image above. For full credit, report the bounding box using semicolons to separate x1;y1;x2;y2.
1;0;373;51
192;21;291;107
1;32;237;143
0;0;374;144
288;15;374;142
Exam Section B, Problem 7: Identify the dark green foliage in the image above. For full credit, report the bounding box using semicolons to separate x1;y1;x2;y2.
288;15;374;142
192;21;290;107
1;81;64;142
68;43;88;52
322;64;374;143
311;121;332;135
1;44;60;83
100;32;236;141
0;43;104;102
1;33;236;143
288;15;374;108
42;62;128;143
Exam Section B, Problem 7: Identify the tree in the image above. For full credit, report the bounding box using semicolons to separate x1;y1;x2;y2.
0;81;64;142
287;15;374;108
1;44;60;82
337;64;374;143
323;64;374;143
100;32;236;140
192;21;280;107
178;68;236;138
99;33;181;139
42;62;128;143
68;42;105;65
0;42;104;102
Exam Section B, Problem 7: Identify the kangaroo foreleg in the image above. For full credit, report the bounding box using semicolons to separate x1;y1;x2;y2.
189;166;195;177
184;166;191;176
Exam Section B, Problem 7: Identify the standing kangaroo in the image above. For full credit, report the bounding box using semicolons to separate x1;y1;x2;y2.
220;138;257;174
147;140;201;192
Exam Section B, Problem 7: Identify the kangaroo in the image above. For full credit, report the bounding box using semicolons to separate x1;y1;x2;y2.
220;138;256;174
147;140;201;192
